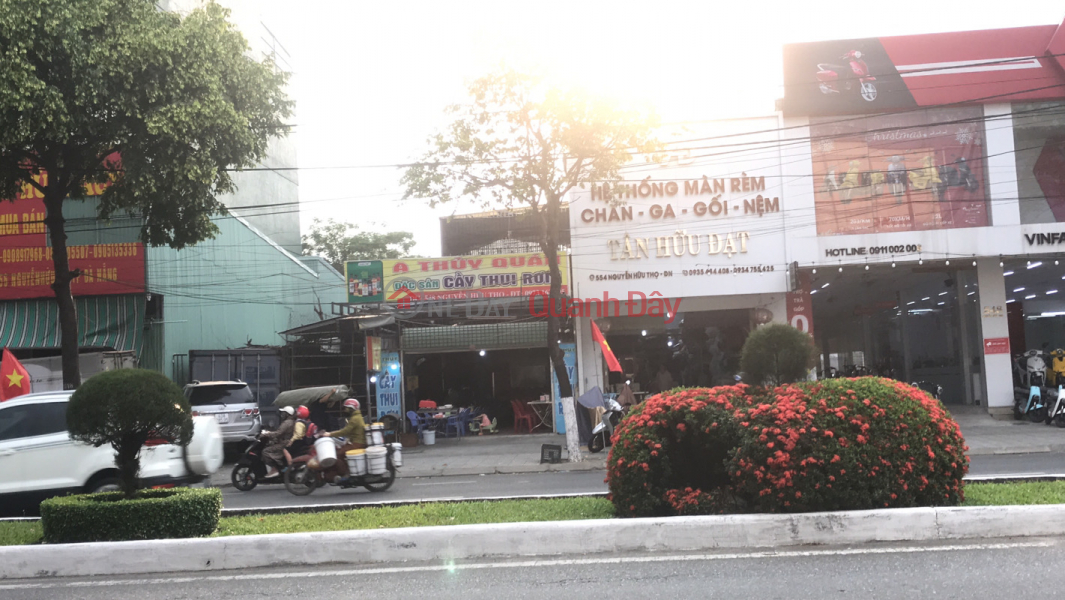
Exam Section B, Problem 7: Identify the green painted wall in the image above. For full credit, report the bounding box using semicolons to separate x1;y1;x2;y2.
146;213;344;380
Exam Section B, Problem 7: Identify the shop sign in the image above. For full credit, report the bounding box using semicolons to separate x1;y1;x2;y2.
551;343;578;435
1024;232;1065;246
782;27;1065;117
346;261;384;303
569;116;788;301
375;351;401;419
786;272;814;336
365;336;382;371
345;252;568;305
0;172;144;300
983;337;1010;355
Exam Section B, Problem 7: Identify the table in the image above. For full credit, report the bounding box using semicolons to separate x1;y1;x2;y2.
527;401;553;431
417;407;458;433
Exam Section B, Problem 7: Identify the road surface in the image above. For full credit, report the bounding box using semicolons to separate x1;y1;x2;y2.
219;452;1065;509
3;537;1063;599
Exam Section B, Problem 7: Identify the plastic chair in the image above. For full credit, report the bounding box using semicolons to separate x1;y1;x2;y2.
511;400;534;433
406;411;426;433
443;410;464;438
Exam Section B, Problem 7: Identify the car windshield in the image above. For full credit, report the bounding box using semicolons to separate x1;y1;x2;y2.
186;384;254;407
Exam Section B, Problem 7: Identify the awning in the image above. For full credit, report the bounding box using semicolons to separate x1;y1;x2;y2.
0;295;145;353
280;314;395;337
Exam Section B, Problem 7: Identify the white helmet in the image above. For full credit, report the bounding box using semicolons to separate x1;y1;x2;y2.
279;406;296;416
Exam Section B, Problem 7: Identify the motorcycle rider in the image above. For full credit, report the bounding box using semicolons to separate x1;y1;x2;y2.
321;398;367;479
284;405;318;465
261;406;297;478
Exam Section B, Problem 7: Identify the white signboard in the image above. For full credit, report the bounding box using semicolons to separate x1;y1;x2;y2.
569;118;789;302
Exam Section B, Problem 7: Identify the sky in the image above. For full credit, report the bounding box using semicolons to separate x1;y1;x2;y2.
233;0;1065;257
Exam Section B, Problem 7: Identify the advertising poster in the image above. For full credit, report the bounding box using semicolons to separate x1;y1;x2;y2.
345;260;384;304
551;343;578;435
810;106;990;236
782;26;1065;117
365;336;382;371
380;252;568;303
0;183;144;301
375;351;402;419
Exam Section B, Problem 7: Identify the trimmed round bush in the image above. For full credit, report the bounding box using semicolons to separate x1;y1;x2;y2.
740;323;815;386
606;377;969;517
67;369;192;498
40;487;221;543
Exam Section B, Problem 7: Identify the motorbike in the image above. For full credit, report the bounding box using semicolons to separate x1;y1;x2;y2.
588;397;624;453
1044;385;1065;427
230;436;284;492
911;381;944;401
1013;350;1049;422
284;437;397;496
816;50;877;102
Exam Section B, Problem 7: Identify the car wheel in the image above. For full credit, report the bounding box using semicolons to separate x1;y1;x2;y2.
87;477;122;494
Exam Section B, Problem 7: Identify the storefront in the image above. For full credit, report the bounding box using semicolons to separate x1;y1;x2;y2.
342;252;569;430
569;18;1065;416
568;116;796;396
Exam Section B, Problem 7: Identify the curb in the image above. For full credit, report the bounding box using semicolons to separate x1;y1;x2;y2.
4;503;1065;580
210;460;608;489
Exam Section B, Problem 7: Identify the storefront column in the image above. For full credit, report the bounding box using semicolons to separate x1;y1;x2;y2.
977;257;1013;416
574;316;605;396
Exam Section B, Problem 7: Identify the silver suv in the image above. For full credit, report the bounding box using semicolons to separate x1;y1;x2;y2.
183;381;261;444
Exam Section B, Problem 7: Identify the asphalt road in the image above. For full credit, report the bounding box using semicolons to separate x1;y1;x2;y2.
218;452;1065;510
221;470;607;509
4;537;1064;599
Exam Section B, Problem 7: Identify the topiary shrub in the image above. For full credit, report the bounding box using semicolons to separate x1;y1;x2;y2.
728;378;968;512
67;369;192;498
740;323;816;386
40;487;221;543
606;377;969;517
606;386;750;517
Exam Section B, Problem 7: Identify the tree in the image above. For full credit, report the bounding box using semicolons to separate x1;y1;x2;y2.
740;324;816;387
0;0;290;388
402;70;659;460
67;369;193;498
302;218;416;272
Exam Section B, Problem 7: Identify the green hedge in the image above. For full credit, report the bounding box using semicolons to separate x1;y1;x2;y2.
40;487;221;543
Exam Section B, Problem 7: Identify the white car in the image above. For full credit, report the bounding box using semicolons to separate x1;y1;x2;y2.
0;391;224;516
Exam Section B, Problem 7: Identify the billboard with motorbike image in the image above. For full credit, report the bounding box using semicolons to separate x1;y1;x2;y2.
783;37;917;117
810;106;991;236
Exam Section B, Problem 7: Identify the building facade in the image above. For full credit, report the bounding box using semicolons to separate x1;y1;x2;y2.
570;19;1065;417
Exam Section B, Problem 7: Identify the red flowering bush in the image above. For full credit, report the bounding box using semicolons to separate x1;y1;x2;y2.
606;386;749;517
606;377;969;517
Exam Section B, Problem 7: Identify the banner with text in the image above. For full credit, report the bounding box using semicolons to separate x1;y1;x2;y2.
0;181;145;300
346;252;569;305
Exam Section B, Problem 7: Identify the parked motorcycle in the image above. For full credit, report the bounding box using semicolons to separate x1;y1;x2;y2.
230;437;283;492
1044;385;1065;427
1013;350;1049;422
911;381;944;401
284;438;397;496
588;397;624;453
816;51;877;102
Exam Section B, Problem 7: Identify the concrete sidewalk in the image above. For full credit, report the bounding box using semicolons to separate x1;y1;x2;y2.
211;432;607;487
207;406;1065;488
950;405;1065;456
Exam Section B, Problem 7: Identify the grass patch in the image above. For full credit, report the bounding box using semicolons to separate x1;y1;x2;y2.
963;481;1065;506
6;481;1065;547
0;521;42;546
216;497;614;537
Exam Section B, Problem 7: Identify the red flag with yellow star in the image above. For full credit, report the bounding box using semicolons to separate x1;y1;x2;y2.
590;320;623;373
0;349;30;401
